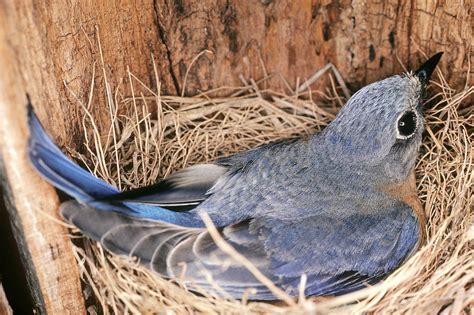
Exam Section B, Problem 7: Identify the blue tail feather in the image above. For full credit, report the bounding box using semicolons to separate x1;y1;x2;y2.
27;104;119;202
27;104;205;227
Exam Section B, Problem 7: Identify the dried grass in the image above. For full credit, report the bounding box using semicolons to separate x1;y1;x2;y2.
62;54;473;314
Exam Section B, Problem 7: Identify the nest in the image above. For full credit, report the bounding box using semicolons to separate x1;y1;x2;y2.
60;53;473;314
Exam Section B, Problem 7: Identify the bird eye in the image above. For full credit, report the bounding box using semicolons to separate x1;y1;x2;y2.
397;111;417;139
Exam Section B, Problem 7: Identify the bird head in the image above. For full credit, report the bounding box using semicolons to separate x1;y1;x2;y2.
322;53;443;183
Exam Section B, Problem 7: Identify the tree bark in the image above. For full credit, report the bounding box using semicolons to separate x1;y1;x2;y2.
0;0;471;313
154;0;472;94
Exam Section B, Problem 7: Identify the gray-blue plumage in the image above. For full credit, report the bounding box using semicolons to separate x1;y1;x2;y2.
28;53;443;299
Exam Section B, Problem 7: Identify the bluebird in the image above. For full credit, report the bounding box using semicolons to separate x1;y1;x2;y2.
27;53;443;299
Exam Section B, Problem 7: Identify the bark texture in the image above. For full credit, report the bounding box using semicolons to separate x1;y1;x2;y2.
154;0;472;94
0;0;472;313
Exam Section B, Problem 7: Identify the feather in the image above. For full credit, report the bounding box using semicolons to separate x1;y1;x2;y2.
60;200;418;299
27;104;118;202
102;164;227;211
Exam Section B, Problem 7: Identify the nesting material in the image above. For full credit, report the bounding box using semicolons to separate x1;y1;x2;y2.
62;61;473;314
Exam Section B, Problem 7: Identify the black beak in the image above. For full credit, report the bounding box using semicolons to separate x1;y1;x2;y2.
414;52;443;86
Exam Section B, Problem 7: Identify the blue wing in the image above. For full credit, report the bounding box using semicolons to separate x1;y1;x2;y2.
255;202;420;295
60;199;419;299
60;201;281;299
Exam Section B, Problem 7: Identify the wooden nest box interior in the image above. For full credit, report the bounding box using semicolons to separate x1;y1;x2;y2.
0;1;471;314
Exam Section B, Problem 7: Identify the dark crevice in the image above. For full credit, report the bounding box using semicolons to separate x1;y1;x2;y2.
152;0;182;94
221;0;239;53
369;44;376;62
0;158;42;314
0;195;36;314
389;30;395;49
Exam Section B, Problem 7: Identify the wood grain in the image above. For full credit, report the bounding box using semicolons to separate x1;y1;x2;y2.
0;2;85;314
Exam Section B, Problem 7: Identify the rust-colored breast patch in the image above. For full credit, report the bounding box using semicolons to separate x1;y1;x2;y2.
384;171;426;247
